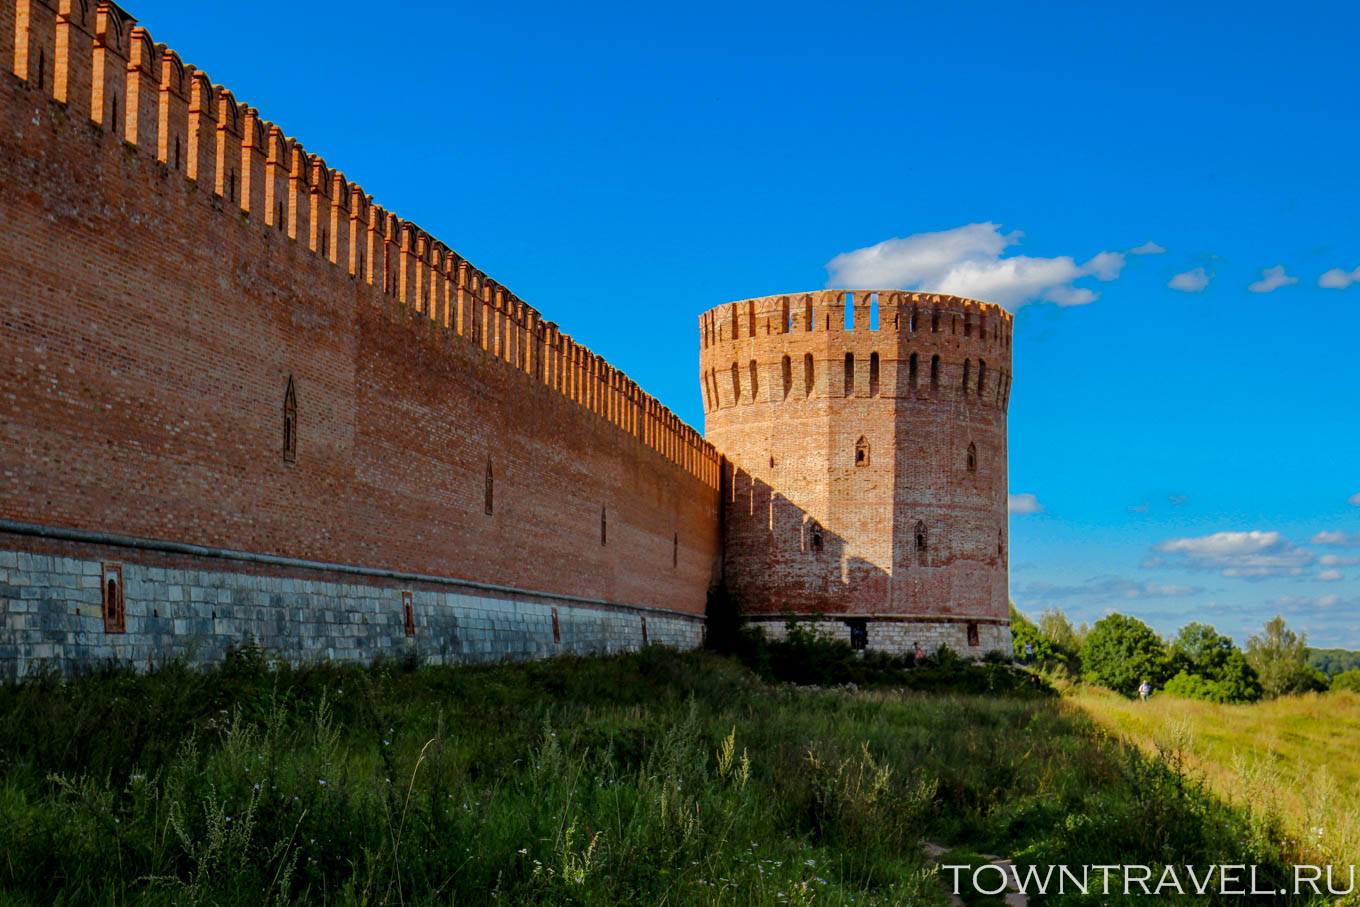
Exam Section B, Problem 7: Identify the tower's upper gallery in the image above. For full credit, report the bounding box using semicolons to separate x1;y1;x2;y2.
698;290;1013;351
697;290;1014;413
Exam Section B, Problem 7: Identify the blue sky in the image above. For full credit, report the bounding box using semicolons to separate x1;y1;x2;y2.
130;0;1360;647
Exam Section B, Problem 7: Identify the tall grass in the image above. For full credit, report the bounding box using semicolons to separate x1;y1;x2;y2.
0;646;1305;904
1074;685;1360;871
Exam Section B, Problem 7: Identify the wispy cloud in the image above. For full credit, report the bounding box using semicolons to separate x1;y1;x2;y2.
1169;267;1211;292
1318;569;1344;582
1153;530;1313;579
1129;241;1166;255
1319;266;1360;289
1320;554;1360;567
1311;530;1360;547
824;223;1127;310
1349;492;1360;506
1019;576;1201;606
1008;493;1043;515
1247;265;1298;294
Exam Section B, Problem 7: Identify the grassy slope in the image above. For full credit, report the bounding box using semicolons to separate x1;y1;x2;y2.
0;649;1302;905
1072;687;1360;868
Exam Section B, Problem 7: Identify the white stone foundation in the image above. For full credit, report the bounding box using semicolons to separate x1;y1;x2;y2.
746;616;1012;660
0;542;703;681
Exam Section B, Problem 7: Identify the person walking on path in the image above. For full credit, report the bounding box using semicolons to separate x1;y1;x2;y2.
1138;679;1152;701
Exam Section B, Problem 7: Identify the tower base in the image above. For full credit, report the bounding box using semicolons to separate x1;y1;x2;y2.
744;615;1012;660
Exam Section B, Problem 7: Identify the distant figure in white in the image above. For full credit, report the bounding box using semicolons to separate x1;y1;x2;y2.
1138;679;1152;702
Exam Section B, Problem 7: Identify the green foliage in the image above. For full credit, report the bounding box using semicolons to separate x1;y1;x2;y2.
1038;608;1085;653
1161;660;1259;704
1308;647;1360;677
0;646;1295;904
1008;604;1079;676
1082;613;1172;697
1331;669;1360;693
1164;623;1262;703
1246;616;1330;699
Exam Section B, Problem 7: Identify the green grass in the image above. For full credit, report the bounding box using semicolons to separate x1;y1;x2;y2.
0;645;1307;904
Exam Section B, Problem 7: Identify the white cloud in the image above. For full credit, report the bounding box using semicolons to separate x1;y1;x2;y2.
1319;266;1360;289
1311;530;1360;547
1318;569;1344;582
824;223;1126;310
1247;265;1298;294
1008;492;1043;515
1169;267;1211;292
1349;492;1360;506
1154;530;1313;579
1130;241;1166;255
1320;554;1360;567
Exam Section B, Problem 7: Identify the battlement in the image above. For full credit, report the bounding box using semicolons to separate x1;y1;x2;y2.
697;290;1013;413
3;0;719;488
698;290;1013;351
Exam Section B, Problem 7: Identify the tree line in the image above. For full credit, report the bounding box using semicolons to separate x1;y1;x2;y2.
1010;605;1360;702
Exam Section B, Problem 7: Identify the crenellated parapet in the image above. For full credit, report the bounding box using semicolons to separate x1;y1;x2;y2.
697;290;1014;415
2;0;720;489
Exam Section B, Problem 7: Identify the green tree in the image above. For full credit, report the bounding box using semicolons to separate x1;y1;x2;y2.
1245;616;1328;699
1164;622;1262;703
1331;669;1360;693
1010;604;1076;673
1171;622;1233;674
1082;613;1172;697
1308;648;1360;676
1039;609;1083;654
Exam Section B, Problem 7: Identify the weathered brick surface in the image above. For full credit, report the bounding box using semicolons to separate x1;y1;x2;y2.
699;291;1012;654
0;3;720;674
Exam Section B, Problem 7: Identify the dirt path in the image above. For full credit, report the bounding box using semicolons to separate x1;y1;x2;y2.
923;842;1028;907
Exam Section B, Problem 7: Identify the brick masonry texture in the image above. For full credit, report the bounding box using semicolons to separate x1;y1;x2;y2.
0;1;1011;674
699;292;1014;656
0;0;719;676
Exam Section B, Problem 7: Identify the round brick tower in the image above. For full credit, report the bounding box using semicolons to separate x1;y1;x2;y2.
698;290;1013;656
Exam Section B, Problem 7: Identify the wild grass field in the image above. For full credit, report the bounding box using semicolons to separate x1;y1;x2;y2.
1073;686;1360;873
0;643;1316;905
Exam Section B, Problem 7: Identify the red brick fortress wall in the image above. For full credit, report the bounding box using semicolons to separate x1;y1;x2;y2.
0;1;720;645
698;290;1013;655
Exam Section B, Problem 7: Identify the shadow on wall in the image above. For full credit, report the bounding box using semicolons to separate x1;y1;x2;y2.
721;464;889;617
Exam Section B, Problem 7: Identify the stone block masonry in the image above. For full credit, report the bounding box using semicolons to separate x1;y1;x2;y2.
0;526;702;681
744;617;1012;660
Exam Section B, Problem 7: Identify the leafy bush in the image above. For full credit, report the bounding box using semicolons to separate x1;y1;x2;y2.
1163;670;1257;704
732;623;1050;697
1332;669;1360;693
